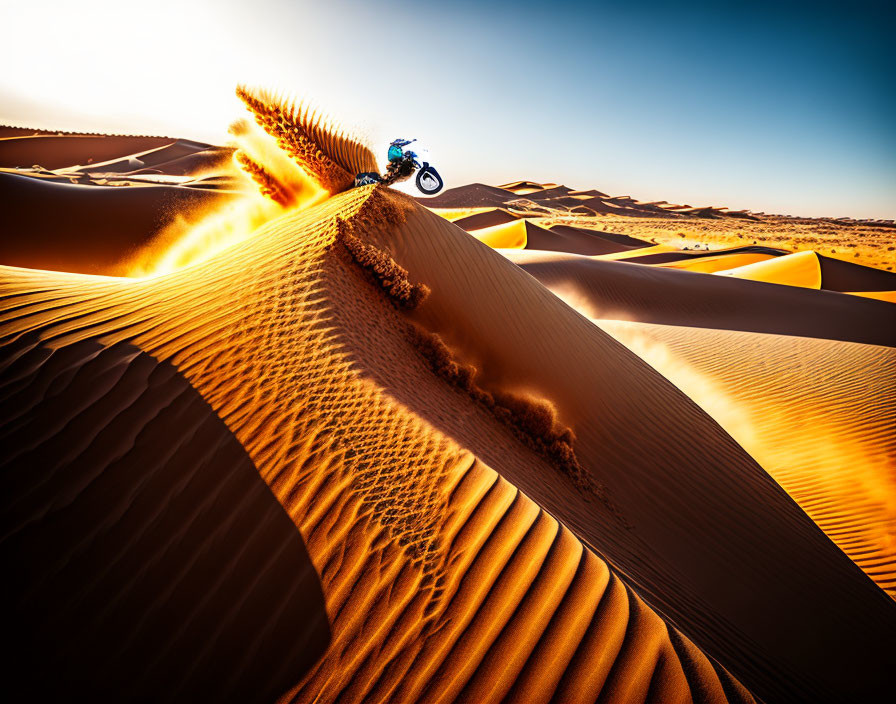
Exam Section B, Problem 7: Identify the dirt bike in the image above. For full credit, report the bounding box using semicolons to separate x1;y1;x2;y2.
354;140;444;195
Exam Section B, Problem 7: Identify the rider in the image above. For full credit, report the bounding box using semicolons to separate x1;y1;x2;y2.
388;138;415;163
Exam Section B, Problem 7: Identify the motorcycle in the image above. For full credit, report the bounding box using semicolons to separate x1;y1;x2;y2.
355;139;444;195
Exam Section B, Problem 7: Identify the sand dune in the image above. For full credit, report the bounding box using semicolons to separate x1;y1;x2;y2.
718;250;823;288
130;146;233;176
718;250;896;296
596;320;896;599
0;170;236;275
621;245;787;266
451;208;521;231
656;252;780;274
419;183;518;208
467;220;656;256
505;248;896;346
364;195;896;701
592;244;679;260
513;185;572;200
466;219;530;248
0;133;176;170
422;181;711;219
3;107;894;704
547;224;652;253
499;180;555;195
1;188;764;702
64;138;232;178
72;139;210;172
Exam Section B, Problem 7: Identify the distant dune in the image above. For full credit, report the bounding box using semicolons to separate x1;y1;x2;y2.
719;249;896;292
451;207;520;230
504;249;896;346
0;131;238;275
598;320;896;599
0;131;176;169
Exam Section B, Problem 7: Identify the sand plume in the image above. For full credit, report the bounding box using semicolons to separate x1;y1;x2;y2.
335;216;430;310
126;191;283;276
229;117;327;206
407;325;604;500
235;149;294;207
236;85;378;194
127;116;333;276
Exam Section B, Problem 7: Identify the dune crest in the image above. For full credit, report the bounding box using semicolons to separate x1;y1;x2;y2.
717;250;822;288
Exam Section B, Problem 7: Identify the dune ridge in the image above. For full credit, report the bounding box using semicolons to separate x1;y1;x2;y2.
335;209;430;310
504;248;896;346
235;150;295;207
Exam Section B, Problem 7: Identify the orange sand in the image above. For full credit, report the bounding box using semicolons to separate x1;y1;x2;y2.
3;120;895;703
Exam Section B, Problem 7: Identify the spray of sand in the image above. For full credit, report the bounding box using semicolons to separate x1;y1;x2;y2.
129;87;376;277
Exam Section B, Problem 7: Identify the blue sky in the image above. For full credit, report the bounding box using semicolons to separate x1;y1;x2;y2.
2;0;893;217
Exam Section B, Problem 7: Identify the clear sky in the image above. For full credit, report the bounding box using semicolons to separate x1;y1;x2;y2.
2;0;894;218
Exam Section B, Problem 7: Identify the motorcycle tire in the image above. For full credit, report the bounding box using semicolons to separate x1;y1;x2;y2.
416;164;444;195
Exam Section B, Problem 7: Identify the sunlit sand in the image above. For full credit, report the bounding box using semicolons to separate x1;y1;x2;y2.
1;92;894;702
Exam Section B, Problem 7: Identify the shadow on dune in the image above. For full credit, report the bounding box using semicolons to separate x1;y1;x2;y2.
0;335;329;703
510;253;896;347
0;172;235;275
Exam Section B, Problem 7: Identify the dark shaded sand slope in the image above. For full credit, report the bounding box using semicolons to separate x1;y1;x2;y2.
595;320;896;599
504;249;896;346
1;338;329;701
720;250;896;294
418;182;516;208
1;189;754;703
540;224;651;255
0;172;235;275
0;133;176;169
621;244;788;265
452;208;520;230
818;252;896;292
375;198;896;701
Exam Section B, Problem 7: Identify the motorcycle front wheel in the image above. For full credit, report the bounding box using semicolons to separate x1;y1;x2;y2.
416;164;444;195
